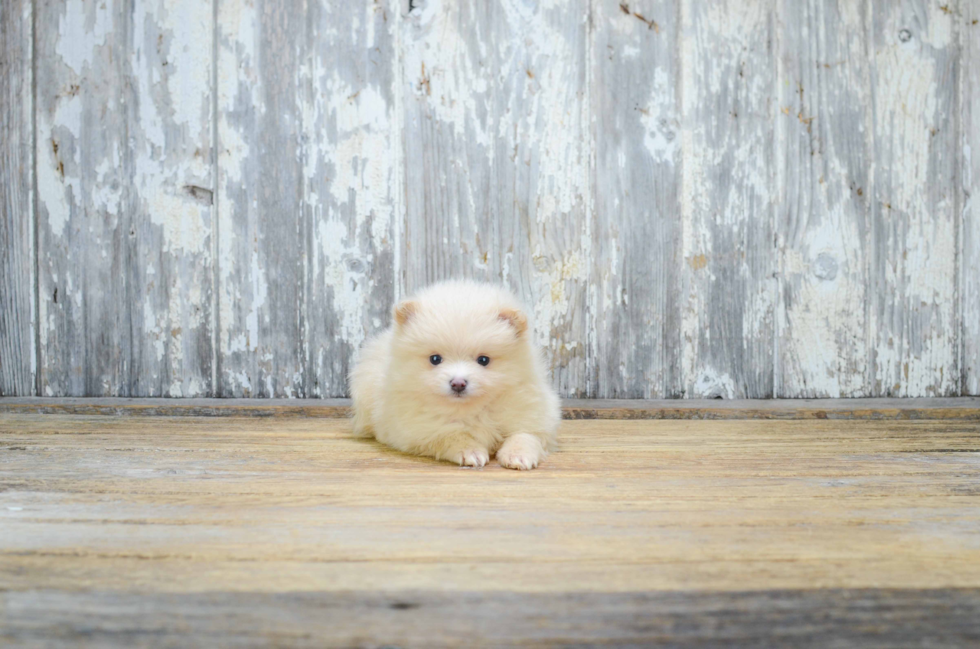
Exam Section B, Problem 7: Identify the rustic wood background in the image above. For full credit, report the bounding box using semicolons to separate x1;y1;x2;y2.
1;0;978;399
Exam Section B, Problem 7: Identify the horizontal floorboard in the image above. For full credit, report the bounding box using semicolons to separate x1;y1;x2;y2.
1;397;979;420
2;414;979;646
4;589;979;648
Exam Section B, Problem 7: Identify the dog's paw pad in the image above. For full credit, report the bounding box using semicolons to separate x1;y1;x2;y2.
497;451;538;471
455;448;489;468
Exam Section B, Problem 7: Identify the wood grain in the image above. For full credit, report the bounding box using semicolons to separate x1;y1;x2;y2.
4;589;979;647
1;414;979;644
678;0;777;399
215;0;397;398
494;0;591;398
2;396;980;420
303;1;398;398
216;0;306;397
34;0;214;397
399;0;497;289
871;1;959;397
0;0;34;396
963;2;980;396
2;0;977;400
592;0;682;398
400;0;591;396
776;0;873;398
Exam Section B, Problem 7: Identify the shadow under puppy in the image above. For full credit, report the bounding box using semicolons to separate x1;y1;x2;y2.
350;280;560;469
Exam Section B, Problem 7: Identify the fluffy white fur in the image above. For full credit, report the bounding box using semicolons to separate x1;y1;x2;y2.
349;280;560;470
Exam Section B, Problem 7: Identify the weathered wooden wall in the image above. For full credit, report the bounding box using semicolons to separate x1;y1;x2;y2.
1;0;978;399
0;0;35;396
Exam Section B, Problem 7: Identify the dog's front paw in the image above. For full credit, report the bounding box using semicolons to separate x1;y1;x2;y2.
496;447;538;470
496;434;543;470
454;448;489;468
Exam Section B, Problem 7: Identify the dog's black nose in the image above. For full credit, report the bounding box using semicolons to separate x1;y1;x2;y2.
450;378;467;393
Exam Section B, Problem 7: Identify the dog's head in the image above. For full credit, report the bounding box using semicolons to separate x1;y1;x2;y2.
388;281;530;404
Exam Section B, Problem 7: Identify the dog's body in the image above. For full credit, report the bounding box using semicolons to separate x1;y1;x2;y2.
349;281;560;469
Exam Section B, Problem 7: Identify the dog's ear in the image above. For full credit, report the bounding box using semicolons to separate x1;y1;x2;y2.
498;307;528;337
394;300;419;327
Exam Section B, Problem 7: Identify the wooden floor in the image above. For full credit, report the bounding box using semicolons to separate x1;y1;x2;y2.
2;410;979;646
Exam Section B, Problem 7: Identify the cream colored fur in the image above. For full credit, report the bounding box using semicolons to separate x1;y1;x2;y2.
349;280;560;470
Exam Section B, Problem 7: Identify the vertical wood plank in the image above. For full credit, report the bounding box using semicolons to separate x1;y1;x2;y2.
962;2;980;395
591;0;681;398
217;0;397;397
775;0;873;397
217;0;306;397
400;0;591;396
304;1;398;397
35;0;214;396
870;1;958;396
0;0;35;396
678;0;777;398
399;1;494;291
493;0;591;397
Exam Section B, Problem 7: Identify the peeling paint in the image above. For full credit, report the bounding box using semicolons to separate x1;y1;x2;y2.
16;0;973;399
55;0;112;74
776;0;873;398
963;5;980;395
640;68;678;163
871;1;958;397
37;97;83;239
679;0;775;398
34;0;215;397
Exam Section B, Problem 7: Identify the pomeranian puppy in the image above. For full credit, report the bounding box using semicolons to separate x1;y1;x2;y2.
349;280;560;469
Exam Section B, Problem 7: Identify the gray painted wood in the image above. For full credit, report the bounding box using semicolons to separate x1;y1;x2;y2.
678;0;777;398
34;0;214;397
1;0;977;399
493;0;591;398
400;0;591;397
216;0;307;397
399;0;494;292
963;2;980;396
216;0;396;398
304;1;398;398
0;0;35;396
592;0;682;399
776;0;874;397
870;1;959;397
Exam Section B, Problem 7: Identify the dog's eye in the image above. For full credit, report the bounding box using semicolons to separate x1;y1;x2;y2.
429;354;442;366
477;356;490;366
